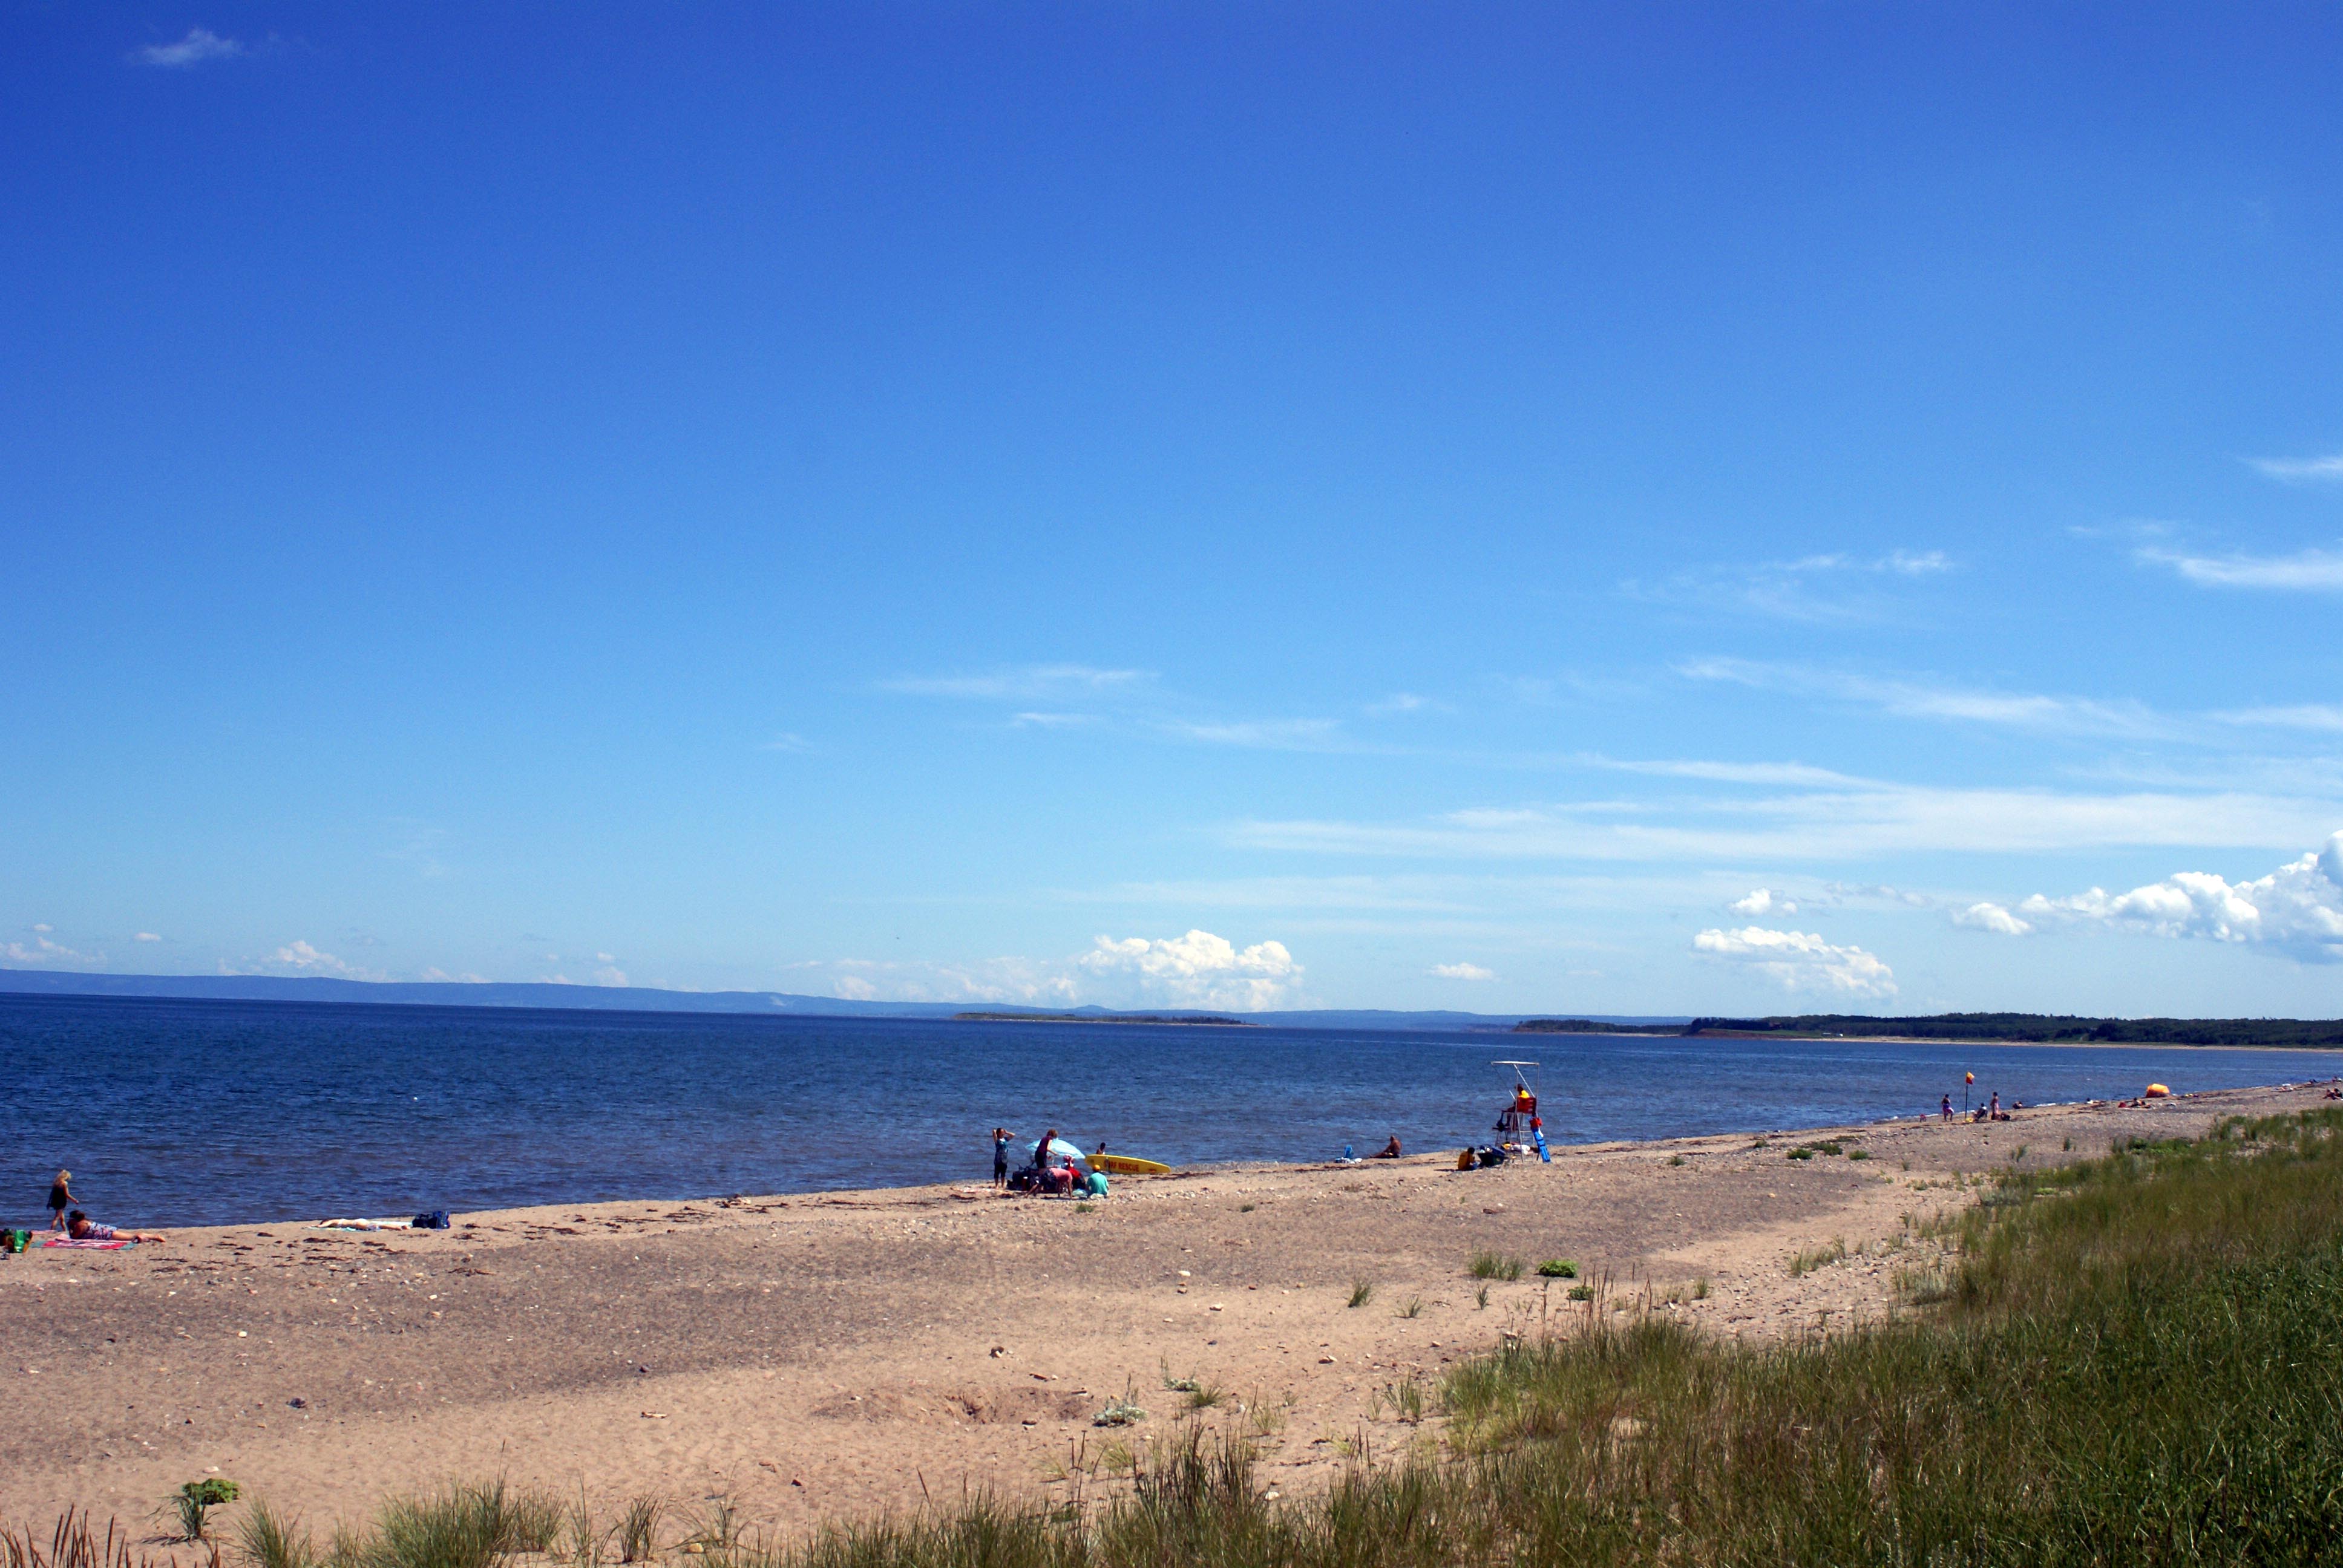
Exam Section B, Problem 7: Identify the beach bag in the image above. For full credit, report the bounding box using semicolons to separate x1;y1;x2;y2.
413;1210;452;1230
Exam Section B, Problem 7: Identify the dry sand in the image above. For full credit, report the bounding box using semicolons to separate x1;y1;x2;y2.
7;1080;2335;1539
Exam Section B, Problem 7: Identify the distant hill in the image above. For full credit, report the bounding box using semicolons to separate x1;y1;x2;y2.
0;966;1681;1034
1516;1012;2343;1048
954;1011;1251;1026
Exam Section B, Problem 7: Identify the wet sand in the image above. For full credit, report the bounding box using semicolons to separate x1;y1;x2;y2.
5;1080;2330;1538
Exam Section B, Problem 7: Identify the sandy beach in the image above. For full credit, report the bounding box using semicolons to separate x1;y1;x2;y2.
6;1080;2333;1538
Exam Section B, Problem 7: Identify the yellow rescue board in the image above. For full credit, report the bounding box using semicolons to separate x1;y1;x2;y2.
1089;1154;1172;1176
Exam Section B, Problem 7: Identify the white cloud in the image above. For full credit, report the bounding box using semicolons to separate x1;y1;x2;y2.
1679;659;2180;739
1232;785;2333;863
1078;929;1302;1010
761;733;815;753
1430;961;1496;981
2221;705;2343;733
134;931;162;942
1692;926;1897;998
136;28;244;67
419;967;490;983
1167;718;1344;750
1729;889;1795;916
2137;545;2343;591
1952;902;2032;936
881;665;1148;700
1624;550;1953;623
272;939;366;976
834;974;878;1001
594;953;629;987
2014;832;2343;962
5;931;95;965
1595;757;1866;787
1011;712;1095;728
2248;453;2343;483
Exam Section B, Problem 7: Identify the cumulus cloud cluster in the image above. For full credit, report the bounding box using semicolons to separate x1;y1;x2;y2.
1729;888;1796;916
2005;832;2343;962
1431;961;1496;981
5;925;95;966
1080;929;1301;1010
1693;926;1898;997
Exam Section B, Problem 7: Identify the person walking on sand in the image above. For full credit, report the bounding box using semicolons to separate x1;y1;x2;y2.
47;1171;79;1233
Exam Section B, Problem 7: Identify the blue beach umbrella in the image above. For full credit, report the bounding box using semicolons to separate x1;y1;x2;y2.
1027;1137;1091;1171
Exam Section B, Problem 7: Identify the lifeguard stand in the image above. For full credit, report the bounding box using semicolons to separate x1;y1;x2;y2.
1492;1059;1542;1153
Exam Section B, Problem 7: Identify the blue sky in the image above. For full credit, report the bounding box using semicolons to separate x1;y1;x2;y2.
5;2;2342;1015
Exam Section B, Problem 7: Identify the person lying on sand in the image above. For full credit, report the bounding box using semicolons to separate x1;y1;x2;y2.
66;1210;165;1244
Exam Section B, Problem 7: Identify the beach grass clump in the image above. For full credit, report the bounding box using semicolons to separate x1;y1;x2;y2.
1786;1238;1846;1276
612;1498;661;1565
365;1483;516;1568
237;1503;313;1568
1346;1278;1375;1308
1468;1249;1524;1281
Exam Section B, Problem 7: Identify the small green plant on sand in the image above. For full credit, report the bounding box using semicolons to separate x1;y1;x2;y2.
168;1478;239;1541
1239;1203;1256;1213
1469;1249;1524;1281
1666;1154;1685;1167
1184;1381;1226;1411
1074;1202;1096;1213
1474;1284;1490;1309
1348;1278;1376;1308
1565;1282;1596;1301
1786;1146;1815;1161
1093;1398;1147;1426
1693;1277;1711;1300
1398;1296;1424;1319
1535;1259;1577;1279
1847;1149;1869;1160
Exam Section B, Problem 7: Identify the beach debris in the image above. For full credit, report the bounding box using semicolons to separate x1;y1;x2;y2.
641;1411;667;1419
989;1345;1008;1357
1317;1355;1335;1364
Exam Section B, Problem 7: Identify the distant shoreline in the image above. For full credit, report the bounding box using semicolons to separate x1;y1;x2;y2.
952;1011;1253;1027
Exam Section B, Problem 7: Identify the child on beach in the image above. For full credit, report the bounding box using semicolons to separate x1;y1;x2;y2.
992;1128;1013;1188
47;1171;78;1232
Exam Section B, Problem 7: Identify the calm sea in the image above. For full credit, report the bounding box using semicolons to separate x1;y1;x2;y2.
5;993;2335;1229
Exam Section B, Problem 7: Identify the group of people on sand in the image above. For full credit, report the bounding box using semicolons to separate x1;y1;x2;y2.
1940;1093;2018;1123
25;1170;168;1246
991;1127;1110;1198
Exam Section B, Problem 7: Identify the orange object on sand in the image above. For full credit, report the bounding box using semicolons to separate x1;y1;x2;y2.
2145;1083;2171;1099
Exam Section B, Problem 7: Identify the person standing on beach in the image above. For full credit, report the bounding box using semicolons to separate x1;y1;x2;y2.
1940;1095;1953;1122
47;1171;79;1233
992;1128;1014;1188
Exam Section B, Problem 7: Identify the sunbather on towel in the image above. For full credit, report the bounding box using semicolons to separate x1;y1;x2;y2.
67;1210;165;1244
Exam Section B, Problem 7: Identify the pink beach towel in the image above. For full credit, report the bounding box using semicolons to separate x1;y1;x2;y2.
43;1237;131;1250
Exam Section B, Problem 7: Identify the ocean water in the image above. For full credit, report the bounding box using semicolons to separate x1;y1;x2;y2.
5;993;2336;1229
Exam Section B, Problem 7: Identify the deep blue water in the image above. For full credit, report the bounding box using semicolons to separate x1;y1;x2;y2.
5;993;2337;1229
